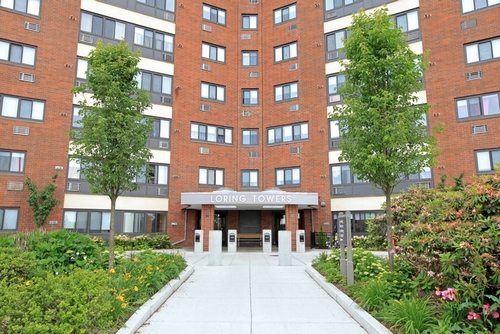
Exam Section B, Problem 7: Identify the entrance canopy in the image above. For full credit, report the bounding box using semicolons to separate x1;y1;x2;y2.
181;188;318;210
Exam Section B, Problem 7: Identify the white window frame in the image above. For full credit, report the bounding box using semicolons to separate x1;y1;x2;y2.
242;51;258;66
274;42;297;62
0;95;44;120
199;168;224;186
201;82;225;102
241;170;258;188
190;123;232;144
242;14;258;29
276;167;300;186
274;3;297;24
461;0;500;13
202;42;226;62
476;149;500;173
274;82;298;102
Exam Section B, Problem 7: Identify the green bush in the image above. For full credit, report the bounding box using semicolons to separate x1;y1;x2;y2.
351;279;392;313
114;234;175;250
380;296;436;334
0;247;36;284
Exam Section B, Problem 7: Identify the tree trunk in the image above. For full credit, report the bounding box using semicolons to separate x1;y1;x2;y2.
108;197;116;269
385;191;394;271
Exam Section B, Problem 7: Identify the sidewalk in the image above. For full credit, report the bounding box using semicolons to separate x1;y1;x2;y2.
136;249;370;334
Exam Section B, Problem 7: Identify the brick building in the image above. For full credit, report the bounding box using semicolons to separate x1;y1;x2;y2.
1;0;499;249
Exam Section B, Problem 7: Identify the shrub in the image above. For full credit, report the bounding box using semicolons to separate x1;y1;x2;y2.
114;234;175;250
351;235;369;249
351;279;392;313
0;247;36;284
380;296;436;334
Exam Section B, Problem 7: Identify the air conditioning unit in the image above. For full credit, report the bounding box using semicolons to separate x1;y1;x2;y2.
79;33;93;44
327;51;339;60
157;187;168;196
199;147;209;154
329;94;341;103
158;141;169;149
241;34;251;40
249;0;258;3
466;70;482;81
471;124;488;134
6;182;23;191
332;187;344;195
289;63;299;71
288;24;297;31
162;53;173;62
13;126;29;136
202;24;212;32
406;30;419;41
201;63;211;71
289;104;299;112
241;110;251;116
290;147;300;154
249;71;259;78
163;12;175;21
67;183;81;191
160;96;172;104
24;21;40;32
249;151;259;158
416;182;431;189
326;10;337;19
200;104;210;112
19;72;35;82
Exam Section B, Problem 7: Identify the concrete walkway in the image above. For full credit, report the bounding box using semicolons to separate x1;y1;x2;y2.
137;249;369;334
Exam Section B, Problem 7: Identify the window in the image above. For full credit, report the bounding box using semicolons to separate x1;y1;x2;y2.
274;3;296;24
67;158;84;179
151;118;170;139
134;27;174;52
72;106;82;128
329;120;342;149
0;151;25;173
201;82;225;102
1;95;44;120
465;37;500;64
0;0;40;16
0;40;36;66
136;71;172;95
202;43;225;62
327;74;345;104
242;89;258;105
242;51;258;66
242;170;258;188
276;167;300;186
476;149;500;173
408;167;432;180
242;129;258;145
76;58;88;80
191;123;232;144
64;211;101;233
268;123;308;144
275;82;298;102
325;0;362;10
80;12;126;40
203;4;226;25
331;164;366;184
396;10;419;35
124;212;167;233
462;0;500;13
274;42;297;62
333;211;379;234
137;0;176;12
242;15;257;29
199;168;224;186
326;30;346;60
456;92;500;119
0;208;18;230
136;164;169;184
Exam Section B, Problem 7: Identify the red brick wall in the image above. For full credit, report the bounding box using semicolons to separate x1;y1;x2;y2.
0;2;80;232
421;2;500;185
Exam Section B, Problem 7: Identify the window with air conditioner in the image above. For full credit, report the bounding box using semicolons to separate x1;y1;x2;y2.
325;30;346;61
327;74;345;104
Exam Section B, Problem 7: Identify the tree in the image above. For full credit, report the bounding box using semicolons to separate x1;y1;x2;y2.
70;40;153;269
329;8;439;270
24;173;59;228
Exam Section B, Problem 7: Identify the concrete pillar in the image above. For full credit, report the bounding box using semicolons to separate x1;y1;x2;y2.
228;229;237;253
296;229;305;253
278;230;292;266
201;204;214;251
194;229;203;253
262;229;272;253
208;230;222;266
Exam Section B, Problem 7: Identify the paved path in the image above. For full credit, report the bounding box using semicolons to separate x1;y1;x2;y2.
137;249;368;334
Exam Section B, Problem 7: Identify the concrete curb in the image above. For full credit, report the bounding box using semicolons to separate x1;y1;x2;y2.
116;264;194;334
305;264;392;334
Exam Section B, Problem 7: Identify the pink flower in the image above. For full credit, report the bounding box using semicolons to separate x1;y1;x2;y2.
390;249;396;255
435;289;441;296
467;311;480;320
484;303;490;312
493;311;499;319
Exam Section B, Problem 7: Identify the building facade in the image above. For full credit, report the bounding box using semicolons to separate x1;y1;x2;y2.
1;0;499;248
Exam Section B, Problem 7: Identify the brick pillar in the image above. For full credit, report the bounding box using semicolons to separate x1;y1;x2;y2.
302;209;313;248
285;205;299;251
201;204;214;251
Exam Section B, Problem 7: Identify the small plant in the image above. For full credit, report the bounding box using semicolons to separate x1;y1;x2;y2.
318;225;327;249
352;279;392;313
24;173;59;228
380;296;436;334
